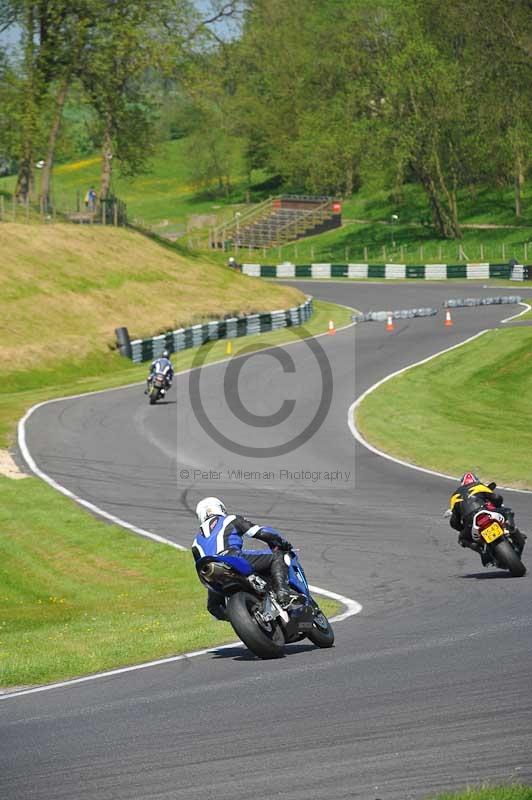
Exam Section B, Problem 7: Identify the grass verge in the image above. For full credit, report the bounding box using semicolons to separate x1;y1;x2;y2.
0;476;340;688
429;788;532;800
356;328;532;489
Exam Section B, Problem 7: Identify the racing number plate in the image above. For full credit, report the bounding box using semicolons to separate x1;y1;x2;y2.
480;521;503;544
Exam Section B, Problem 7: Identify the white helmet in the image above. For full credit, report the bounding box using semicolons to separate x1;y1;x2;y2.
196;496;226;524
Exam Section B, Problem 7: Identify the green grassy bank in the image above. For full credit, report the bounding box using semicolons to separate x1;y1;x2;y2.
356;327;532;489
430;788;532;800
0;475;340;688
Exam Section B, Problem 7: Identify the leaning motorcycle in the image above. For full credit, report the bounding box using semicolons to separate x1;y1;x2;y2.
471;506;526;577
147;364;170;405
196;549;335;659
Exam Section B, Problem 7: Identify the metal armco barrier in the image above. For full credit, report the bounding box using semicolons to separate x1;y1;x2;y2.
242;263;530;280
126;299;313;363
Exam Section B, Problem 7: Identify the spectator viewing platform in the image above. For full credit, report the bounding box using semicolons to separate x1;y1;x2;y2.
210;195;342;250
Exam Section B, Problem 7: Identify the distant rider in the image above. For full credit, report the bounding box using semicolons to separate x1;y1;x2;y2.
146;349;173;394
449;472;526;565
191;496;299;620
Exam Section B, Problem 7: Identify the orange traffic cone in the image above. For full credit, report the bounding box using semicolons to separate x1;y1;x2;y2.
328;319;336;335
385;312;394;332
444;309;453;327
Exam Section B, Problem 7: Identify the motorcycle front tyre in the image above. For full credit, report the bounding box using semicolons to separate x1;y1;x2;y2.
492;539;526;577
306;609;335;648
226;591;285;659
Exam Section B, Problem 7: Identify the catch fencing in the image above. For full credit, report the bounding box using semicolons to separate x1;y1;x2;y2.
242;263;530;281
125;298;314;363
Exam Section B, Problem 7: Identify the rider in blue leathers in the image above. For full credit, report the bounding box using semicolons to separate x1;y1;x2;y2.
192;496;297;620
146;349;173;394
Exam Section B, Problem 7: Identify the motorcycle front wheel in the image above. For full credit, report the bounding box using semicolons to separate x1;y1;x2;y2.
492;539;526;577
306;609;335;648
227;592;285;659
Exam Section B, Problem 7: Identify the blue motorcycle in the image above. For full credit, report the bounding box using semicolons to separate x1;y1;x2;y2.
196;549;335;659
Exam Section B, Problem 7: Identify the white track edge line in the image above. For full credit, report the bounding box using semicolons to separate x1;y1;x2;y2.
0;586;360;701
347;329;532;495
501;302;531;323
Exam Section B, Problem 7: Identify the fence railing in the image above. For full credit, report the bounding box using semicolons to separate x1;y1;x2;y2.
210;196;274;248
0;192;128;226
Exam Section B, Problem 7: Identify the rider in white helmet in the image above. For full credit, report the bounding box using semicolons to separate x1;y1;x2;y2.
192;496;297;619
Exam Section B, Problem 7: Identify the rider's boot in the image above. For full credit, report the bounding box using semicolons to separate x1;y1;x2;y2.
270;551;299;607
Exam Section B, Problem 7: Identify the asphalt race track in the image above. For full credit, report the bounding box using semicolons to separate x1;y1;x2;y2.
3;282;532;800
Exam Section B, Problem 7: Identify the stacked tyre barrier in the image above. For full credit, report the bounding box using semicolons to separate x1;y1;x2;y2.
352;296;523;324
444;296;522;308
353;308;438;322
242;263;530;280
126;298;314;363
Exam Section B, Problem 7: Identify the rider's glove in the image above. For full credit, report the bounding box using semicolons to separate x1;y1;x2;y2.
277;539;293;552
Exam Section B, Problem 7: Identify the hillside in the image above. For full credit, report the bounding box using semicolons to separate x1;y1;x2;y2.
0;223;304;375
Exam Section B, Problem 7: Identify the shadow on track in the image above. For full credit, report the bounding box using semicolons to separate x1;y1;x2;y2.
211;642;321;661
461;571;516;580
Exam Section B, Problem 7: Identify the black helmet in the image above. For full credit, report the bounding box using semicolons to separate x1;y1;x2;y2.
162;349;169;359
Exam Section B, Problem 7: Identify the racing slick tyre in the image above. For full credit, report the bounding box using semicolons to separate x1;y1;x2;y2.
149;387;160;405
226;592;285;659
493;539;526;577
306;609;335;648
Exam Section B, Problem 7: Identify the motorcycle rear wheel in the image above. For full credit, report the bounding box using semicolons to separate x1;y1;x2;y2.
492;539;526;577
149;387;160;405
306;610;335;648
227;592;285;659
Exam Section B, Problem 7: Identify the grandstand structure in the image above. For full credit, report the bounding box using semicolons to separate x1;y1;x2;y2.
210;195;342;250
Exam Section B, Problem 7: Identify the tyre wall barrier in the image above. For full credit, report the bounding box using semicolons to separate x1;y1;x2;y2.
444;296;522;308
352;296;523;323
121;298;314;363
353;308;438;322
242;263;531;281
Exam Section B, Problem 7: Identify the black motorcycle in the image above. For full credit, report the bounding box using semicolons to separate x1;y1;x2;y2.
147;363;171;405
472;506;526;577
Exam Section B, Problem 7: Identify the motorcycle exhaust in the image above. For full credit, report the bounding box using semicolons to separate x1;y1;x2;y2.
200;562;229;580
